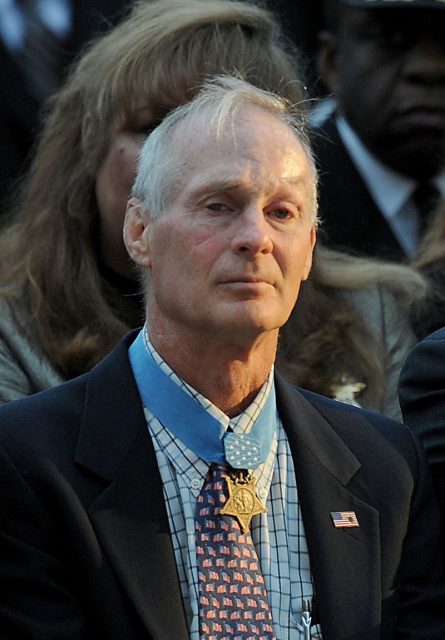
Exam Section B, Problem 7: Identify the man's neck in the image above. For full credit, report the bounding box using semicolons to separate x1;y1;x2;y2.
148;325;277;418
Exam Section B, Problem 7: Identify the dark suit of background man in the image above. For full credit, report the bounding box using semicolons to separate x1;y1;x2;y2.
399;327;445;541
0;76;444;640
0;0;129;214
312;0;445;261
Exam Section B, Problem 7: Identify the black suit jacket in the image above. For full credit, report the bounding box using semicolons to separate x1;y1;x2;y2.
0;332;444;640
399;327;445;529
311;115;406;260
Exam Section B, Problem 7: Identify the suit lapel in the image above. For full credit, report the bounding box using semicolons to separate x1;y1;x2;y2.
276;377;382;640
74;333;189;640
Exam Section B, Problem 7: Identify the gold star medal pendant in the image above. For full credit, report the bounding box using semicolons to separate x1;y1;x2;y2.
221;470;266;533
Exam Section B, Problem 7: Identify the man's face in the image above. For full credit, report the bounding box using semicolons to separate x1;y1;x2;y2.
129;106;316;347
320;7;445;178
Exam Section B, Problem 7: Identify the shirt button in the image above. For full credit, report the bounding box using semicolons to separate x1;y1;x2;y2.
191;477;201;490
258;487;267;499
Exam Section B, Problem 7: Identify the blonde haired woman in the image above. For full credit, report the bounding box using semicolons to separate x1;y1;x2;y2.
0;0;306;396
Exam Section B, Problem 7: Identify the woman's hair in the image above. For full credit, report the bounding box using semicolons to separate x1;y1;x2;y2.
410;200;445;337
0;0;307;379
413;200;445;270
277;245;427;404
133;74;317;222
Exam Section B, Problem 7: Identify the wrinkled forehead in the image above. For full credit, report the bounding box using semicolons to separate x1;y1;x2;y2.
171;106;316;205
170;106;316;196
169;103;302;156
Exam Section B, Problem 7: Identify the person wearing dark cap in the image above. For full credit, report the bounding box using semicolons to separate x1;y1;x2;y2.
313;0;445;260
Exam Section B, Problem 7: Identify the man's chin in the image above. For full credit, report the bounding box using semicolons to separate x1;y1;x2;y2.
378;133;445;178
216;312;282;340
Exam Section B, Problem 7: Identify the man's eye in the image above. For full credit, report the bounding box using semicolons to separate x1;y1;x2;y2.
207;202;228;212
365;24;411;49
271;208;291;220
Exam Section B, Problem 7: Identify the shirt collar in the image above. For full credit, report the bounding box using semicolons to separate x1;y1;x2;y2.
143;327;275;436
140;326;278;499
129;327;277;471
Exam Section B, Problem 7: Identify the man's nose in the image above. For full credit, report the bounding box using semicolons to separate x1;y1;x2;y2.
231;208;273;256
404;32;445;84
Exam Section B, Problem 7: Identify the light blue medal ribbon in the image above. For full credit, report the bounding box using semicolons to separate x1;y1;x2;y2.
129;330;277;469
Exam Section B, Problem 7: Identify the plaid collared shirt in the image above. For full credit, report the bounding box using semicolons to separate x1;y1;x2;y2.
133;332;321;639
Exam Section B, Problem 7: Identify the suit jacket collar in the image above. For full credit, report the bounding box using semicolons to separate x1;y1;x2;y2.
74;331;189;640
276;377;360;484
74;332;380;640
276;380;381;639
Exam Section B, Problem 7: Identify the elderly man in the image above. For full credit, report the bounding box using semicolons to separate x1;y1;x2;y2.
0;77;444;640
313;0;445;260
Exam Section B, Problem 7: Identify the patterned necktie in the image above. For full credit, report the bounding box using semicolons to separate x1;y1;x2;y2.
196;464;276;640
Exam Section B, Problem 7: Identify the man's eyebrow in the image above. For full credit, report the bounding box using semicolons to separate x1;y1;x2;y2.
196;180;241;194
280;175;305;187
195;176;305;195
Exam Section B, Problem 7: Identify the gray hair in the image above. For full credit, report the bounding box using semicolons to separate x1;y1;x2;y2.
132;75;318;222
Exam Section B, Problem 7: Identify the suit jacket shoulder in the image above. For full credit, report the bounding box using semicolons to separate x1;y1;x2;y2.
275;375;445;639
399;330;445;549
0;331;187;640
399;327;445;465
399;328;445;508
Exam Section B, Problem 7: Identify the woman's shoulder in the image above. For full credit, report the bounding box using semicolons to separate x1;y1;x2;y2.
340;283;384;324
342;283;415;340
0;295;64;404
0;294;28;334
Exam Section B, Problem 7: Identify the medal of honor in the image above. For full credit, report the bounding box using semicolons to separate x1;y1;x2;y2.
221;472;267;533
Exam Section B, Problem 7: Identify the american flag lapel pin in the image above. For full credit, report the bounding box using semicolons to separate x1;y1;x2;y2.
330;511;360;528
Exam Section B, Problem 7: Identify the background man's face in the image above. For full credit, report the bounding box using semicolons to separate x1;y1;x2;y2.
144;106;316;346
322;7;445;178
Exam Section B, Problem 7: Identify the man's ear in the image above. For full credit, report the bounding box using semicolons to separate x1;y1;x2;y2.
123;197;152;268
317;31;340;94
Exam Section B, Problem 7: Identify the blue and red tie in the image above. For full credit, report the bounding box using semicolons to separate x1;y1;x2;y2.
196;464;276;640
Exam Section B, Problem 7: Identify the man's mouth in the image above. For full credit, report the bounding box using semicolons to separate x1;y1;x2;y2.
396;105;445;131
